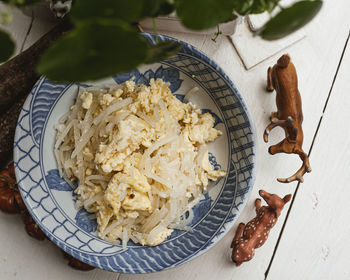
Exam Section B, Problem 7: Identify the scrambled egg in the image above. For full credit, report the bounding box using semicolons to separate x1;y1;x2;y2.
95;114;155;173
146;228;173;246
73;78;225;246
81;91;93;109
104;168;152;216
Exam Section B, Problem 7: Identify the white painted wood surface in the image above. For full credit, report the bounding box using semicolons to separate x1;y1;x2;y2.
140;14;238;36
0;0;349;279
0;4;32;55
231;18;305;69
267;36;350;280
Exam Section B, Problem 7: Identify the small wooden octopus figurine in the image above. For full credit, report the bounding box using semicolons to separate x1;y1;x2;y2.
264;54;311;183
231;190;291;266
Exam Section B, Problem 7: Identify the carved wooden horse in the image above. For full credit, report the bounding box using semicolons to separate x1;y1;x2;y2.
231;190;291;266
264;54;311;183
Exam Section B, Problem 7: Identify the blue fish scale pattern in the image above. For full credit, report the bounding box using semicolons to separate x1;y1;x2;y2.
113;65;183;93
153;34;255;223
31;79;70;146
15;78;119;255
14;33;256;273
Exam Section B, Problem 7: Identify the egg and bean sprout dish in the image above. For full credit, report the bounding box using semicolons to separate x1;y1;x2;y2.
54;78;226;247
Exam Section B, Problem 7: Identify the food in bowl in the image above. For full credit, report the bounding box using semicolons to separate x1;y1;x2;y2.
54;78;226;247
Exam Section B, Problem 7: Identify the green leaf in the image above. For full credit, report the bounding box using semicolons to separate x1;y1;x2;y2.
176;0;236;30
232;0;280;15
259;0;323;40
37;20;149;82
2;0;40;7
154;0;175;17
140;0;166;18
145;41;181;64
232;0;254;15
250;0;281;14
264;0;282;13
70;0;173;22
70;0;144;22
0;29;15;62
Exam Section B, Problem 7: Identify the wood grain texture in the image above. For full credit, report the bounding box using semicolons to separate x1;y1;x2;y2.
266;36;350;280
231;18;305;70
0;3;32;56
0;0;349;279
0;212;118;280
0;6;120;280
121;1;350;280
21;8;57;50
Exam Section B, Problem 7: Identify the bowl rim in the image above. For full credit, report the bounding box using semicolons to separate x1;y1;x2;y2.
13;32;257;273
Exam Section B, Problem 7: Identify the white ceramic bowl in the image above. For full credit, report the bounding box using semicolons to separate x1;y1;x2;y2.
14;33;256;273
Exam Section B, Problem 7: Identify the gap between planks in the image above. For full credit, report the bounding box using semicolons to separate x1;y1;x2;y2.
264;30;350;280
19;9;34;52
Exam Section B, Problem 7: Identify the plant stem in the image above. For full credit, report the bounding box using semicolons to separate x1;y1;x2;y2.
152;17;158;43
211;25;222;43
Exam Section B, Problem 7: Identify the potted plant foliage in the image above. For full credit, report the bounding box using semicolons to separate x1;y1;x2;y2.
0;0;322;82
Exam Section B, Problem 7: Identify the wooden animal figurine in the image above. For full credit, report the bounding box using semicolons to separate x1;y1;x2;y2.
0;163;26;214
264;54;311;183
231;190;291;266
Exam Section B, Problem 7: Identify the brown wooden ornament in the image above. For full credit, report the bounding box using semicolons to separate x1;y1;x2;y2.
231;190;291;266
264;54;311;183
63;252;96;271
0;20;72;169
22;210;47;241
0;163;26;213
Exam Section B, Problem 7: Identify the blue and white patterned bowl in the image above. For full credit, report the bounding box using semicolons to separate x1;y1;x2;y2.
14;33;256;273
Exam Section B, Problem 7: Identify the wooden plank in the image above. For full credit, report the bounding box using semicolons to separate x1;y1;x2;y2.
0;1;348;280
21;6;57;50
266;35;350;280
0;3;32;56
120;1;350;280
231;17;305;70
0;213;118;280
0;6;121;280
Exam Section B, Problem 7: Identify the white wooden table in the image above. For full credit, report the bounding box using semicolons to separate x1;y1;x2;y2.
1;1;350;279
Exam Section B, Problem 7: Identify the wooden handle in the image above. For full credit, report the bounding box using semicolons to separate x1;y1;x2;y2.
0;19;72;115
